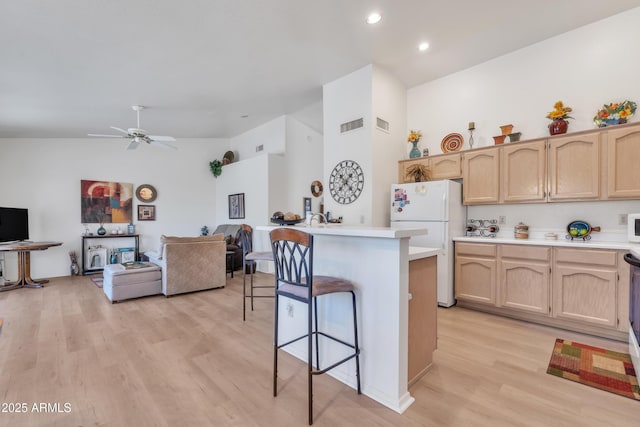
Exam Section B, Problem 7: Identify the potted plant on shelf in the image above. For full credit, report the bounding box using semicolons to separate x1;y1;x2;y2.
593;100;637;127
405;164;431;183
546;101;573;135
209;159;222;177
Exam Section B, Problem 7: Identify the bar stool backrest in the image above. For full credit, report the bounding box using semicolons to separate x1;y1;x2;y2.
270;228;313;303
239;228;253;257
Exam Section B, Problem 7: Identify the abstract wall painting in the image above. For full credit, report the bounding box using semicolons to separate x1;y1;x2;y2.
81;180;133;224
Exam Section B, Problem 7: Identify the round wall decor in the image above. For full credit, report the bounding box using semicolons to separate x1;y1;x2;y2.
135;184;157;202
329;160;364;204
311;180;323;197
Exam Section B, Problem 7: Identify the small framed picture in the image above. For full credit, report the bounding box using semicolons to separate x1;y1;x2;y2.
138;205;156;221
303;197;312;217
228;193;245;219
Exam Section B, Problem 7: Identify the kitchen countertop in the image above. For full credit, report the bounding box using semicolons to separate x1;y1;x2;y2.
409;246;440;260
454;236;638;251
257;223;427;239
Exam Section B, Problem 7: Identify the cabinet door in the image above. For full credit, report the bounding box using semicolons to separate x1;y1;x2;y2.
462;148;500;204
429;153;461;180
408;256;437;386
500;140;547;202
398;158;428;183
455;255;496;304
499;259;549;314
548;132;600;200
605;126;640;199
552;265;617;327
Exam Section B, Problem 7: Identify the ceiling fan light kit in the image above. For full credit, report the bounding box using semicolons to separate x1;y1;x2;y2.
88;105;177;150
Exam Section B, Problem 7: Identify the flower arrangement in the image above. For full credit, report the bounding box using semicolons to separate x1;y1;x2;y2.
407;130;422;143
593;100;637;127
546;101;573;121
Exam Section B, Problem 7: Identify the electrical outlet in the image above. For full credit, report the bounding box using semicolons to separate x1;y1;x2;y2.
286;303;294;317
619;214;628;225
499;216;506;225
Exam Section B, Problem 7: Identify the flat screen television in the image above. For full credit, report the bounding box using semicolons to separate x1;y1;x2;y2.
0;207;29;243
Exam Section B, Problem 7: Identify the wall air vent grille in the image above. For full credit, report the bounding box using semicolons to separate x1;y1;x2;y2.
340;118;364;133
376;117;390;132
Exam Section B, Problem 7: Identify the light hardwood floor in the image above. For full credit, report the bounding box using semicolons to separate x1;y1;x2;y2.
0;273;638;426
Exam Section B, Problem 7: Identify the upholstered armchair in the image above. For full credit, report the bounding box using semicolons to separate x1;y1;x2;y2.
146;234;226;296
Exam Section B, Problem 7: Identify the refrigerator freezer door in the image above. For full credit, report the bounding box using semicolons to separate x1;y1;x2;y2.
391;181;448;222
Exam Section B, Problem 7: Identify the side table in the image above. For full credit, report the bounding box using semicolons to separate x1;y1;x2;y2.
226;251;234;278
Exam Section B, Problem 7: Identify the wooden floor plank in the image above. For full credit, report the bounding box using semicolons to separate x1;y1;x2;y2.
0;273;638;426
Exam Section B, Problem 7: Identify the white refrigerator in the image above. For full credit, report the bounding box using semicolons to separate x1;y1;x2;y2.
390;180;465;307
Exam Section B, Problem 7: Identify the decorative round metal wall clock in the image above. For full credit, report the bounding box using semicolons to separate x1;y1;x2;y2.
329;160;364;204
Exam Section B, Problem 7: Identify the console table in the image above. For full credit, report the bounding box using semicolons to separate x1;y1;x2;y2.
81;234;139;275
0;241;63;291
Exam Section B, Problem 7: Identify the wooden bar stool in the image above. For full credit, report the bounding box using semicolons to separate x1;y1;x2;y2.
240;226;274;321
270;228;361;425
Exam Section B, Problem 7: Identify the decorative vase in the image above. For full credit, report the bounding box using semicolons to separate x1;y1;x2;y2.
409;141;421;158
127;223;135;234
70;262;79;276
549;119;568;135
97;225;106;236
110;253;118;264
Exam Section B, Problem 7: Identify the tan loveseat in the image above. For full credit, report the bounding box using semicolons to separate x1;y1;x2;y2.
145;234;226;296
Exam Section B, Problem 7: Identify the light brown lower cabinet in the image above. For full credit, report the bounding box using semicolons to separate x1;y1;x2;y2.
408;255;437;386
499;245;550;315
454;242;628;339
454;243;496;305
552;248;618;328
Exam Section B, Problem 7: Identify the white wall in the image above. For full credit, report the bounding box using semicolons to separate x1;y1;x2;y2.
323;65;374;225
407;8;640;156
323;64;407;226
283;116;323;216
230;116;286;161
0;137;229;279
468;200;640;240
214;153;279;229
372;66;407;226
407;8;640;236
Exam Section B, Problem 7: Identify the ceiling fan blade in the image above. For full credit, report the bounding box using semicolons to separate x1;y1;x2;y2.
110;126;130;135
126;140;140;150
148;135;176;142
88;133;126;138
149;140;178;150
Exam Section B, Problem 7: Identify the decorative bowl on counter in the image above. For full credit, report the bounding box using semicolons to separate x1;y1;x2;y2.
270;219;304;226
566;220;600;241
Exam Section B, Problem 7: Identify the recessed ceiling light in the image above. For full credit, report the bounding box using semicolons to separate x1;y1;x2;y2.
366;13;382;24
418;42;430;51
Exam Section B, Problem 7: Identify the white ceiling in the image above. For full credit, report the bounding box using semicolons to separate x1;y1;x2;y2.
2;1;640;139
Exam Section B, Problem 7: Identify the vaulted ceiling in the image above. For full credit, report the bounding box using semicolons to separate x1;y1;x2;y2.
2;1;639;139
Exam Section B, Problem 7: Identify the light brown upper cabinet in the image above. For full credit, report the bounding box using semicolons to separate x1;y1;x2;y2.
429;153;461;180
500;140;547;203
548;132;600;200
462;148;500;204
605;125;640;199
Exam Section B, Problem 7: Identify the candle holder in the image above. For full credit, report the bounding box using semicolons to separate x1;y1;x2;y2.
468;128;475;149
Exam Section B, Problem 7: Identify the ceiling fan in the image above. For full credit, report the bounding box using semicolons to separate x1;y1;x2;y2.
88;105;177;150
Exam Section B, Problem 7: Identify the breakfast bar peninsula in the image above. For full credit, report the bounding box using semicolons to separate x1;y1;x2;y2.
255;224;438;413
